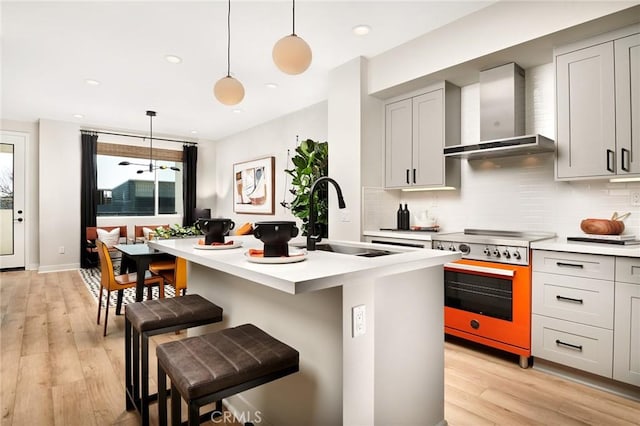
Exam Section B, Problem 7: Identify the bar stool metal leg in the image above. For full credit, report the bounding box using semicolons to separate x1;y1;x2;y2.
133;327;141;409
125;317;134;411
158;363;167;426
171;381;181;426
141;333;150;426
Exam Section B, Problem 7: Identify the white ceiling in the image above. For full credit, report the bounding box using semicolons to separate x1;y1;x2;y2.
1;1;494;141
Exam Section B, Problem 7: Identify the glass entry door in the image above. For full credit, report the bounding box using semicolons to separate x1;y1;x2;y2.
0;131;26;269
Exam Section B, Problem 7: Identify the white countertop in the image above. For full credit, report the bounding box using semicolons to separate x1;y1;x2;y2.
532;238;640;258
362;229;441;241
148;235;460;294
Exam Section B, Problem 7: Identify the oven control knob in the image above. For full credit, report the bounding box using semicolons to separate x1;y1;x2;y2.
435;243;444;250
492;249;501;258
483;247;491;256
449;245;457;251
502;250;511;259
458;244;470;254
513;250;521;260
470;319;480;329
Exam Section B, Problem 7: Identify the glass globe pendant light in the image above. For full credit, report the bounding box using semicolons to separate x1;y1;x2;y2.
214;0;245;105
272;0;312;75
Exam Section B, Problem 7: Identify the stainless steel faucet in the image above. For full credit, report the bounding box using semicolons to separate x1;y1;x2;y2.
306;177;346;251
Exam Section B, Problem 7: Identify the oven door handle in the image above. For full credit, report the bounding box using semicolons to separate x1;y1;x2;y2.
444;262;515;277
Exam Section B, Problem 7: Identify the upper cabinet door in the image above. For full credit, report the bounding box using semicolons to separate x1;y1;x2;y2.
615;33;640;175
556;42;616;179
385;99;413;188
413;89;444;186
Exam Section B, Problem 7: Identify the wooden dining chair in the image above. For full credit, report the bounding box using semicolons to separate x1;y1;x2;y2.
151;256;187;297
96;240;165;336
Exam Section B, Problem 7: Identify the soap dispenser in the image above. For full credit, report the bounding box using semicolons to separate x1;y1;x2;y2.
396;204;403;230
402;204;410;230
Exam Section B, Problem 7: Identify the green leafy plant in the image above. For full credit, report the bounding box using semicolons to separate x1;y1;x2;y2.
153;224;200;239
284;139;329;236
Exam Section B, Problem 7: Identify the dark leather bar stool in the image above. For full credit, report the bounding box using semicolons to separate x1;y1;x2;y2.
156;323;299;426
125;294;223;426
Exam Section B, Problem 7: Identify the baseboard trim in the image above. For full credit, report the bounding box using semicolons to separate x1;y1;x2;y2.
533;358;640;401
38;263;80;273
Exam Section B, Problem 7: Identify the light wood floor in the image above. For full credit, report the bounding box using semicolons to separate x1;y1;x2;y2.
1;270;639;426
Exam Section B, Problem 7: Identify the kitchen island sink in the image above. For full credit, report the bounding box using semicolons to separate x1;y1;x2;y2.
292;242;398;257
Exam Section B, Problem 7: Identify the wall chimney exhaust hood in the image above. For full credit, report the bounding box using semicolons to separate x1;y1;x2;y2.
444;63;554;160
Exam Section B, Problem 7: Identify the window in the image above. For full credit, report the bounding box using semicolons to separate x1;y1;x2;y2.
96;143;183;217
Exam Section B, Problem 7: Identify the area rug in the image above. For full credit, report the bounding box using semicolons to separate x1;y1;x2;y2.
78;267;175;307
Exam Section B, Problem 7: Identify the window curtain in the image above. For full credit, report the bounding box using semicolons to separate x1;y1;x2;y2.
182;144;197;226
80;132;98;268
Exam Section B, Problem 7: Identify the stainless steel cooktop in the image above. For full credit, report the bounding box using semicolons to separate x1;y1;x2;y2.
432;229;556;265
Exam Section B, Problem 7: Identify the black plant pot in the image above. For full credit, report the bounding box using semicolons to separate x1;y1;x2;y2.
253;221;299;257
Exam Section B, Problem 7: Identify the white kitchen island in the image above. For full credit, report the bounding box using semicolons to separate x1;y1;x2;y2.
149;235;459;426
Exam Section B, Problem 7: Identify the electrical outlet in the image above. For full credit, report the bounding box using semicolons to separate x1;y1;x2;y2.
631;190;640;207
352;305;366;338
340;209;351;222
58;246;65;254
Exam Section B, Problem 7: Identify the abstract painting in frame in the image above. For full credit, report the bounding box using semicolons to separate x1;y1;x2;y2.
233;156;275;214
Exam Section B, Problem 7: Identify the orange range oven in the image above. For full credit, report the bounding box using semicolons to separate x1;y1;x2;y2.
433;229;555;368
443;259;532;365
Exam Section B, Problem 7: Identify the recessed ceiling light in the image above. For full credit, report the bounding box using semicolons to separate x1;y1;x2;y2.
85;79;100;86
190;130;198;135
352;25;371;36
73;114;84;119
165;55;182;64
233;109;243;114
265;83;278;89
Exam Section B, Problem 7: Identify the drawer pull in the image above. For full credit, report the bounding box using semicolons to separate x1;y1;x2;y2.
556;295;584;304
556;262;584;269
406;169;410;184
555;339;583;352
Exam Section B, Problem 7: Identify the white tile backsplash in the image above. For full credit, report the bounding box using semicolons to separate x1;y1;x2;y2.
364;63;640;239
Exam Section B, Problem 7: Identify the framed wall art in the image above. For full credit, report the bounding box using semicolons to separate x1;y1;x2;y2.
233;156;275;214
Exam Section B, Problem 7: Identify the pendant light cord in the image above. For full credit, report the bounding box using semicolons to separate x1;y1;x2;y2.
292;0;296;35
226;0;231;77
149;114;153;171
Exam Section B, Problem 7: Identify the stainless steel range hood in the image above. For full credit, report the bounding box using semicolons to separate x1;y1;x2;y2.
444;63;554;159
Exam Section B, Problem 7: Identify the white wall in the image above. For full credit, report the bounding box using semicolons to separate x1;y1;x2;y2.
209;102;328;229
368;1;638;95
363;63;640;239
328;58;364;241
1;119;39;270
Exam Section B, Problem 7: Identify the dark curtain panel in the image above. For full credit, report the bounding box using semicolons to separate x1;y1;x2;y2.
183;144;198;226
80;132;98;268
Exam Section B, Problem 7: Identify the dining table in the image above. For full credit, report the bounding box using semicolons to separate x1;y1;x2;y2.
114;243;171;310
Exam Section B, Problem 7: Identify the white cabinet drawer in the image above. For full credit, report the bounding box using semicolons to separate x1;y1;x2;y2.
532;314;613;378
533;250;614;280
616;257;640;285
532;272;614;329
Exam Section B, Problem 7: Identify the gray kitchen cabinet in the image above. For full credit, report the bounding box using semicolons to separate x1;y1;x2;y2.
555;24;640;180
613;257;640;386
532;251;615;378
384;82;460;189
615;33;640;176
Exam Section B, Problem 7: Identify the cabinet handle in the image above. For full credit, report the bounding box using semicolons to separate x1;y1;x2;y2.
556;262;584;269
412;168;416;184
606;149;615;173
406;169;410;184
555;339;582;352
556;295;583;304
621;148;630;172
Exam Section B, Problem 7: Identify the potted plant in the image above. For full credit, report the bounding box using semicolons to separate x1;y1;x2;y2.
154;224;200;239
284;139;328;236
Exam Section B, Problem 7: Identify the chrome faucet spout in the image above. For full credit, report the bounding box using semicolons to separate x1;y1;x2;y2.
306;177;346;251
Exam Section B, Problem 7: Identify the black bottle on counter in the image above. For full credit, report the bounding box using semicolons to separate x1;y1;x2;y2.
396;203;403;230
401;204;410;230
